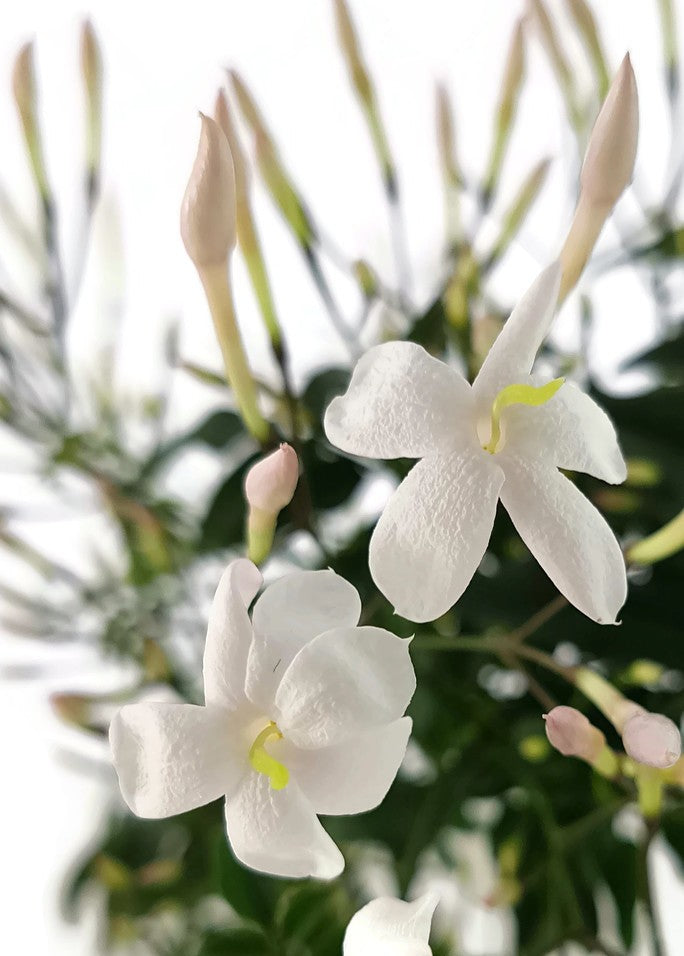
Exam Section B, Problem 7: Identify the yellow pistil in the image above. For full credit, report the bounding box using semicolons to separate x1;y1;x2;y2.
249;721;289;791
483;378;565;454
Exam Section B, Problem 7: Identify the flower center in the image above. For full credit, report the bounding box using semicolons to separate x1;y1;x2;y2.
249;721;289;791
483;378;565;455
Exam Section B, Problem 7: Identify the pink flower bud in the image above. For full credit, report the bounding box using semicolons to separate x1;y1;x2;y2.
622;711;681;769
580;53;639;207
245;444;299;514
543;705;605;761
180;114;236;269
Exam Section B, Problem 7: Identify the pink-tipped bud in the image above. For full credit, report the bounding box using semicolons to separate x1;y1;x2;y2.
581;53;639;207
245;443;299;513
180;114;236;269
544;705;605;761
622;711;681;769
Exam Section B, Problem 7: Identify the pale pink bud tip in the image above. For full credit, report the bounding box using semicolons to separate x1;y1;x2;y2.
245;443;299;513
581;53;639;207
622;711;681;769
180;114;236;269
543;705;600;759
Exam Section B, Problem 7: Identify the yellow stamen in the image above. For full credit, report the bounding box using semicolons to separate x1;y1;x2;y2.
484;378;565;454
249;721;289;790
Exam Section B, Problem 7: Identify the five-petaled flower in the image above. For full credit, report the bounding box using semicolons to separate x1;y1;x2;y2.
325;261;628;624
343;893;439;956
110;560;415;879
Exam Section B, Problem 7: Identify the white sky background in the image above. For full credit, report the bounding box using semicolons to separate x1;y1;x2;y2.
1;0;684;953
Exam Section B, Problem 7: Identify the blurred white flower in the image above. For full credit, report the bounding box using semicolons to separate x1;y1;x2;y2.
343;894;439;956
110;559;415;879
325;262;627;624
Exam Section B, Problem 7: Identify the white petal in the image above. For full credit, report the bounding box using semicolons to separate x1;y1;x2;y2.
324;341;474;459
499;455;627;623
246;569;361;711
275;626;415;749
369;451;505;623
109;703;246;818
203;559;262;710
343;895;438;955
473;262;561;403
504;381;626;483
224;771;344;879
281;717;412;815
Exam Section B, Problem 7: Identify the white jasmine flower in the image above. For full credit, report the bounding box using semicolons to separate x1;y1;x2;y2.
110;560;415;880
325;262;627;624
343;894;439;956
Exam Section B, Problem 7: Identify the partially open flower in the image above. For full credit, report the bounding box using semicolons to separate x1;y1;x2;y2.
622;711;681;769
343;894;439;956
110;560;415;879
325;262;627;624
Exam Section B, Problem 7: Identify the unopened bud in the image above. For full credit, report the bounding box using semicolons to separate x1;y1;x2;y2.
245;444;298;513
80;20;103;196
181;114;236;269
12;41;49;198
622;711;681;769
581;54;639;207
245;444;299;565
559;54;639;301
544;705;605;761
213;88;249;202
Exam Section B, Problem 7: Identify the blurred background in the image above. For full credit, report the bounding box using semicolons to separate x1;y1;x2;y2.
1;0;683;953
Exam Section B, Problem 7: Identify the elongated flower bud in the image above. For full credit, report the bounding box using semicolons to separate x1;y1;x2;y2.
483;18;526;204
80;20;103;202
214;88;249;202
181;114;236;268
559;54;638;300
580;54;639;207
12;41;49;199
245;444;299;564
622;711;681;769
181;115;268;443
544;706;604;760
544;705;619;777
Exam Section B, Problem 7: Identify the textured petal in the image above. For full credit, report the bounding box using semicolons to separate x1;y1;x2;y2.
343;895;438;955
110;703;246;818
224;771;344;879
281;717;412;815
246;570;361;712
473;262;561;404
369;450;505;623
275;627;415;749
499;454;627;623
203;559;262;709
324;341;474;459
503;381;626;484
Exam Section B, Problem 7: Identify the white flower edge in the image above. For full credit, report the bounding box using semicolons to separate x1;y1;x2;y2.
343;894;439;956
